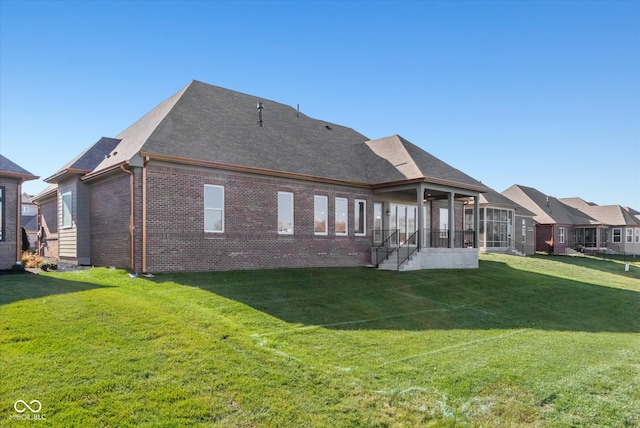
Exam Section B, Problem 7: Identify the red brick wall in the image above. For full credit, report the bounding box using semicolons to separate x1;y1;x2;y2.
145;164;373;272
90;173;132;268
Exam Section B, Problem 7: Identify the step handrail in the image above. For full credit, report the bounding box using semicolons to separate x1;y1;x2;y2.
398;230;420;270
374;230;399;267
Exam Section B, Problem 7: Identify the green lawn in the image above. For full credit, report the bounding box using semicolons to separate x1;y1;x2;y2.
1;254;639;427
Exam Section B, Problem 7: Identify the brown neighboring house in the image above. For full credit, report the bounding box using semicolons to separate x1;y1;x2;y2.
0;155;38;269
33;80;489;272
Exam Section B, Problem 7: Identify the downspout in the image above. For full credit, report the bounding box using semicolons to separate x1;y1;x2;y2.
141;157;148;274
121;164;135;271
16;182;22;262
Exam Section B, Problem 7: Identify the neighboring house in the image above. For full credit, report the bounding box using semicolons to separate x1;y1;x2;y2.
559;197;640;255
33;80;489;272
503;184;640;255
0;155;38;269
470;189;535;256
21;192;38;250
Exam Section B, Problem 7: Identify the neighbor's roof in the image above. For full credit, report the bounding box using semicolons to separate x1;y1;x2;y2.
479;188;535;216
560;197;640;226
56;80;489;191
0;154;38;181
502;184;596;225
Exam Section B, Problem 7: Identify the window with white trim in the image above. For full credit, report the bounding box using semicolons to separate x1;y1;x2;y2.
635;228;640;243
626;228;633;243
559;227;565;244
278;192;294;234
204;185;224;233
335;197;348;235
314;195;328;235
522;219;526;243
62;192;73;229
373;202;383;242
439;208;448;238
613;228;621;243
354;199;366;236
0;187;4;241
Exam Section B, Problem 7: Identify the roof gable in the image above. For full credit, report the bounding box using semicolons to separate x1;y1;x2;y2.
503;185;596;225
46;137;121;182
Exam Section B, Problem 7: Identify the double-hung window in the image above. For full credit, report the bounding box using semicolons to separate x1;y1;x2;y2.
314;195;328;235
559;227;565;244
626;228;633;243
204;185;224;233
335;197;348;236
278;192;294;234
62;192;73;229
635;228;640;243
613;228;621;243
354;199;366;236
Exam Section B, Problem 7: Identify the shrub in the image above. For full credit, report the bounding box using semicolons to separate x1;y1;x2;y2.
21;251;42;269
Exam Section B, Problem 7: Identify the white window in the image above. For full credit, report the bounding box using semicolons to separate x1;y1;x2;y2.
335;197;348;235
373;202;383;242
559;227;565;244
278;192;294;234
204;185;224;233
613;228;622;243
354;199;366;236
626;228;633;243
22;206;30;214
314;195;328;235
635;228;640;243
522;219;526;243
62;192;72;229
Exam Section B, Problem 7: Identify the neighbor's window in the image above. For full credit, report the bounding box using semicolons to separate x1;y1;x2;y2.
22;206;30;214
278;191;294;234
635;228;640;243
0;186;4;241
335;197;348;235
626;228;633;243
314;195;328;235
62;191;73;229
204;185;224;233
522;219;526;243
559;227;565;244
613;228;621;243
354;199;366;236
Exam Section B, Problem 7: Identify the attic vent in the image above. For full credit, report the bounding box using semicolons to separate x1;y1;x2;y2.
257;102;264;127
325;125;332;130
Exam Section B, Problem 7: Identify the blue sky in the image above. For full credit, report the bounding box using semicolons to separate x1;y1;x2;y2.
1;0;639;208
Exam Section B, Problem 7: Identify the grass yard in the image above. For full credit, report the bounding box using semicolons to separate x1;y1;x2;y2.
1;254;639;427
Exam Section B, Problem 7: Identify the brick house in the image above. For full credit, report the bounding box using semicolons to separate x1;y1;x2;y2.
0;155;38;270
503;184;640;255
34;80;489;272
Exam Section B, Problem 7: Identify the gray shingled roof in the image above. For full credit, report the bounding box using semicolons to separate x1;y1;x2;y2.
64;80;489;191
480;188;536;216
560;197;640;226
502;185;596;225
0;154;38;180
46;137;121;182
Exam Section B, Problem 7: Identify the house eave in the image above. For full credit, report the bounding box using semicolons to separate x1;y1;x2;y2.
139;151;373;189
81;161;128;182
45;168;89;183
0;171;39;182
372;177;489;195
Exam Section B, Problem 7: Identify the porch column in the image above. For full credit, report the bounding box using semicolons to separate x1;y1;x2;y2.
474;195;480;249
448;192;455;248
416;183;425;250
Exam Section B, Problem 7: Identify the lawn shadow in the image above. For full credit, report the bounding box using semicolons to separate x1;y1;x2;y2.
0;272;110;306
156;261;640;333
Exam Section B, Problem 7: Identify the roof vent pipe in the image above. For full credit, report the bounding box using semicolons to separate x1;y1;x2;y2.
257;102;264;127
